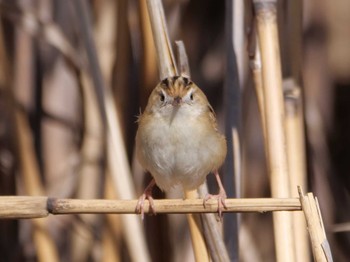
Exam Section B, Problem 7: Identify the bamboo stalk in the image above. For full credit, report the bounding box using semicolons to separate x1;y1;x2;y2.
185;190;209;262
102;225;120;262
175;41;190;77
146;0;178;79
15;110;59;262
104;174;122;262
198;184;230;262
283;0;309;259
13;50;42;197
71;64;104;262
239;223;262;262
145;1;210;260
106;124;150;262
253;1;296;261
175;40;216;261
13;17;59;259
224;1;241;259
0;196;301;219
298;187;333;262
138;0;158;108
113;0;132;142
176;40;209;261
0;196;48;218
233;0;247;89
72;1;151;262
93;2;119;261
47;197;302;214
249;33;266;138
284;79;310;262
94;0;117;84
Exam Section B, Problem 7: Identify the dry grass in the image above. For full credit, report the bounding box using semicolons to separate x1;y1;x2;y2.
0;0;348;261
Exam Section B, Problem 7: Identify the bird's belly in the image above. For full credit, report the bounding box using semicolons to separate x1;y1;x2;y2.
139;118;222;191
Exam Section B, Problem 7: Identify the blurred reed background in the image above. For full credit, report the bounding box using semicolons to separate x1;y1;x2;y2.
0;0;349;261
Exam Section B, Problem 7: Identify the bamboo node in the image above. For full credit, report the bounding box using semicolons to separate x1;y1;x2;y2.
47;197;57;213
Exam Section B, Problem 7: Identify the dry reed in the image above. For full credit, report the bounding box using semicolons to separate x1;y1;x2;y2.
282;1;310;259
0;196;301;219
0;1;339;261
73;1;150;261
0;192;332;262
284;80;310;261
253;0;296;261
298;187;333;262
145;0;209;260
13;11;59;259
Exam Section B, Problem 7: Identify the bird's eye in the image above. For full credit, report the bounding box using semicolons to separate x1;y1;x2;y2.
190;93;194;100
160;93;165;102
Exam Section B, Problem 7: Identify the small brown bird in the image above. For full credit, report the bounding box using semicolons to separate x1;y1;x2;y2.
135;76;227;218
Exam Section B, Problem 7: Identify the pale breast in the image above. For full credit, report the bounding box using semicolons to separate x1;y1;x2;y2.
136;110;226;191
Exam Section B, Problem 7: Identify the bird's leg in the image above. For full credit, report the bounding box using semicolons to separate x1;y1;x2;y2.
203;170;227;218
135;179;156;219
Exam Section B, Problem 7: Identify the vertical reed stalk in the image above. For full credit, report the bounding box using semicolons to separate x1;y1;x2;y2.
185;190;210;262
13;20;59;261
146;0;178;79
253;1;295;261
177;39;227;261
94;1;120;260
145;1;210;260
283;0;310;259
139;0;158;106
198;184;230;262
224;1;241;259
249;34;267;141
15;110;59;262
298;187;333;262
102;226;120;262
73;1;150;261
71;72;104;262
103;174;122;262
284;80;310;262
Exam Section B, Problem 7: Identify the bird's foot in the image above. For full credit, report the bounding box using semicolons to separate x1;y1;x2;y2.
136;193;155;219
203;189;227;220
135;179;156;219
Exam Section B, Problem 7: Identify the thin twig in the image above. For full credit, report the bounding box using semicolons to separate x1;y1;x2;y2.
175;40;190;77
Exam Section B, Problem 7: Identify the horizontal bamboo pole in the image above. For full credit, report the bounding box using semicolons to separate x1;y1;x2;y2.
0;196;49;218
0;196;301;219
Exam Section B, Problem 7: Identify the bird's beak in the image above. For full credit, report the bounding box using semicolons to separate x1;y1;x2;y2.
172;96;182;106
